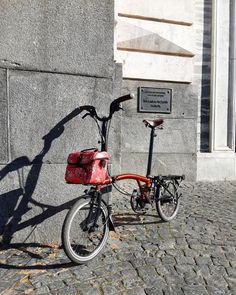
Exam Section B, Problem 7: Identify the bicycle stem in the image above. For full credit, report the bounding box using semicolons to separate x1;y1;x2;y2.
101;120;108;152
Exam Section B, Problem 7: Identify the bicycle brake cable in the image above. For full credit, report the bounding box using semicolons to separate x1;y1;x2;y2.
106;119;111;149
106;164;132;196
93;117;106;145
112;182;131;196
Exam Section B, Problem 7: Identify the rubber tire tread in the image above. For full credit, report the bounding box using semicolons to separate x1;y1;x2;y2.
156;184;179;222
62;196;109;264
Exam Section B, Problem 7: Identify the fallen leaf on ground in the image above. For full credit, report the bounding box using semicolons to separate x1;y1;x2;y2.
48;252;56;258
19;268;46;275
20;277;30;284
110;243;119;250
24;288;34;294
109;232;128;240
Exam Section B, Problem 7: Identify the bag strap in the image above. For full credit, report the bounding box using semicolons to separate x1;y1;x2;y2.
80;148;98;152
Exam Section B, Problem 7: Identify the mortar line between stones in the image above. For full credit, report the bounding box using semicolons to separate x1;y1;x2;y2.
0;66;113;81
6;68;11;162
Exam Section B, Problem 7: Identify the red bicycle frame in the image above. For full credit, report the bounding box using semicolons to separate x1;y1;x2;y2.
103;173;151;188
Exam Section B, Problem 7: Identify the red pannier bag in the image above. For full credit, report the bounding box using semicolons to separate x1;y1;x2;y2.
65;150;109;185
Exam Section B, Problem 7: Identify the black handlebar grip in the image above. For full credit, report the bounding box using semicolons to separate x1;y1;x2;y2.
113;93;134;104
110;93;134;113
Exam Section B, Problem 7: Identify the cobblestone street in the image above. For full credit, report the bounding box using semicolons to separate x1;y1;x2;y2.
0;182;236;295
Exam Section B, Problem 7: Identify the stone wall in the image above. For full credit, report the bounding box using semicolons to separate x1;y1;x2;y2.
120;80;197;180
0;0;121;243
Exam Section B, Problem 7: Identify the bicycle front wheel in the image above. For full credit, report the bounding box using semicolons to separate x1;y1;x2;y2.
156;181;179;222
62;197;109;264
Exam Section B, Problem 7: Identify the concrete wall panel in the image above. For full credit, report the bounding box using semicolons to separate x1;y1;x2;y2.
0;0;114;77
0;164;84;243
120;78;197;181
116;51;194;82
197;153;236;181
116;18;194;55
1;68;121;243
115;0;195;83
122;118;196;154
9;70;119;164
121;152;196;180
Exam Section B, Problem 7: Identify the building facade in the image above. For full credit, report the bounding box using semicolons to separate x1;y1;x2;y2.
115;0;236;181
0;0;235;243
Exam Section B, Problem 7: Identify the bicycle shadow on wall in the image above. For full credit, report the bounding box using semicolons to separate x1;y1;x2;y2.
0;106;88;249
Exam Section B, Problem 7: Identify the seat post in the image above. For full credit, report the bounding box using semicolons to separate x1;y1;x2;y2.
146;127;156;177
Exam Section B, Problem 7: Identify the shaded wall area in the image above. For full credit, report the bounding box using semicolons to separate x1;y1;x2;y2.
196;0;212;152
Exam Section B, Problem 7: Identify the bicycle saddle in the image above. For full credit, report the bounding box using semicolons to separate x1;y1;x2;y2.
143;119;164;128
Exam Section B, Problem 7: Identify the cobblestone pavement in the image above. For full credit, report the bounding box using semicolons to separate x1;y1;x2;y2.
0;182;236;295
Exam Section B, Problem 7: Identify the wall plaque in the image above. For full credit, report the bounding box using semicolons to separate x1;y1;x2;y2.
138;87;172;113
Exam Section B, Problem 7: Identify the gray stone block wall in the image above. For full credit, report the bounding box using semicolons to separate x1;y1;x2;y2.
0;0;114;77
0;164;85;243
0;69;121;243
121;153;196;180
0;0;122;243
8;71;116;162
120;80;198;180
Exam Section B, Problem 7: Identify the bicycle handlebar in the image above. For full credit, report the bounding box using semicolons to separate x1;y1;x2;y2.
110;93;134;107
81;93;134;121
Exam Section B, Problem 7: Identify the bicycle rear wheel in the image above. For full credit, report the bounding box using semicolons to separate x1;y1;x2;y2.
156;180;179;221
62;196;109;264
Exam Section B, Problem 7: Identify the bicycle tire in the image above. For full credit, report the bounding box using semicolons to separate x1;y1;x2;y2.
62;196;109;264
156;181;179;221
